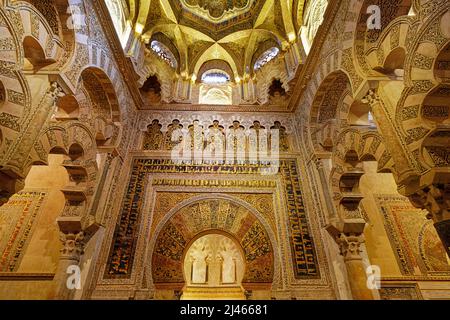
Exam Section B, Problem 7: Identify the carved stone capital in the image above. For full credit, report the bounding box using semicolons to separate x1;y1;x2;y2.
361;89;380;107
59;231;85;262
41;82;64;111
408;183;450;255
336;233;364;261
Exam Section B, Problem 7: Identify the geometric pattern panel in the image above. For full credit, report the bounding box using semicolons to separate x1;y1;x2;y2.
105;159;320;280
375;194;450;276
0;191;47;272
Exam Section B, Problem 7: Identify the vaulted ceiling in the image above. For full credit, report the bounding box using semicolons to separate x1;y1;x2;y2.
125;0;307;78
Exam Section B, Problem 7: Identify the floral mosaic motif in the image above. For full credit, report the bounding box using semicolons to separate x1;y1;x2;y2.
400;105;420;121
426;146;450;167
0;61;17;78
6;89;24;106
405;127;430;145
241;221;271;261
0;112;20;132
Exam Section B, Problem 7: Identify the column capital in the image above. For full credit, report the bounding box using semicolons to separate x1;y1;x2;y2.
314;157;324;170
408;183;450;222
59;231;85;262
336;233;364;261
106;151;118;163
408;183;450;255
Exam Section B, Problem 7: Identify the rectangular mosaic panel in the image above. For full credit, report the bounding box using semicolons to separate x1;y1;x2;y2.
375;194;450;275
0;191;46;272
105;159;320;279
280;161;319;277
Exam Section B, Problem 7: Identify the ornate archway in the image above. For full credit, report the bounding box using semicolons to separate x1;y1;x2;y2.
150;197;275;297
181;232;247;299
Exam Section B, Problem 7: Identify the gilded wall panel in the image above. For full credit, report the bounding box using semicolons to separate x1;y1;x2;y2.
0;191;47;272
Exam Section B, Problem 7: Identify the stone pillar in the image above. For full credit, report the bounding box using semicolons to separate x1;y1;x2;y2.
53;231;85;300
327;222;375;300
336;233;374;300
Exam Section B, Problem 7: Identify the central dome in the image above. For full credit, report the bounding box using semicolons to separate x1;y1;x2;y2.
181;0;255;22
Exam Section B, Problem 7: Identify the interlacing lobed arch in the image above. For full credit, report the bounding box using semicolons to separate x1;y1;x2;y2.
0;0;135;300
296;2;450;297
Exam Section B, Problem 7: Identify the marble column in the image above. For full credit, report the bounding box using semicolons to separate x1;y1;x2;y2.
336;232;374;300
52;231;85;300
